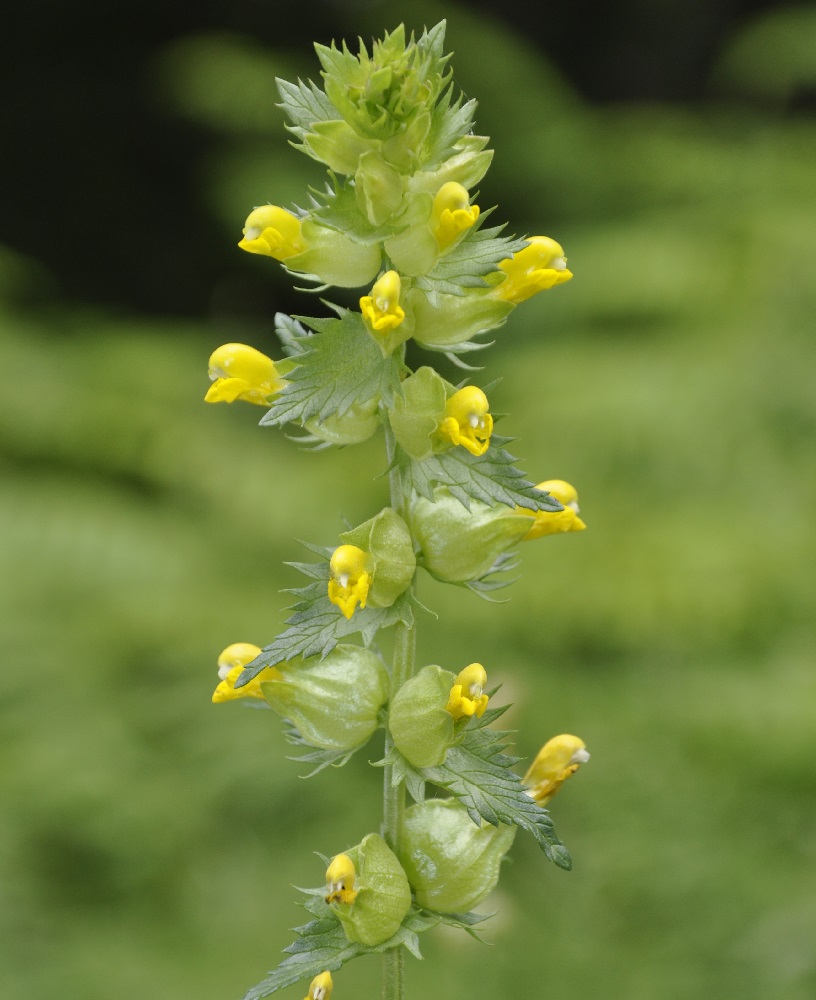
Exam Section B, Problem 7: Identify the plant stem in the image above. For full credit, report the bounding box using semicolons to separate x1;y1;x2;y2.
382;418;415;1000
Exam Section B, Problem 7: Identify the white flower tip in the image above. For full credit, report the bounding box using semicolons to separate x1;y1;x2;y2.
217;664;232;681
551;256;567;271
572;747;590;764
244;226;262;240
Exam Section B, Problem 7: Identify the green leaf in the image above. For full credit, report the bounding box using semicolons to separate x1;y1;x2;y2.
282;722;357;777
276;77;339;142
374;745;427;803
399;435;566;511
241;898;434;1000
463;551;521;602
237;570;414;682
261;308;404;427
423;88;478;166
274;312;311;357
414;218;528;297
420;713;572;869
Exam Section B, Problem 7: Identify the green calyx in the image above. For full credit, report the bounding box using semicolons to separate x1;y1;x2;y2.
331;834;412;946
286;220;382;287
399;799;517;912
304;396;380;446
388;366;451;460
411;488;534;583
340;507;416;608
388;664;456;768
260;645;389;752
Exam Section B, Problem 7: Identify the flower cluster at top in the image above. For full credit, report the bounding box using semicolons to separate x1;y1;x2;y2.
203;26;591;998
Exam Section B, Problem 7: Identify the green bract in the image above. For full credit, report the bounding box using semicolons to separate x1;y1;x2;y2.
389;664;455;768
411;488;535;583
260;645;388;752
340;507;416;608
331;834;412;946
400;799;517;912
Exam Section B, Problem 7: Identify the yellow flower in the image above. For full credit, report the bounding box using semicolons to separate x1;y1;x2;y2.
446;662;490;721
436;386;493;457
360;270;406;334
211;643;282;704
205;343;285;406
328;545;372;620
431;182;480;248
523;734;590;806
237;205;306;260
494;236;573;304
522;479;586;540
303;972;333;1000
325;853;358;905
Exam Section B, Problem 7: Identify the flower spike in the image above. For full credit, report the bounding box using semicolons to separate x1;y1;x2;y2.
523;734;590;805
328;544;372;619
360;270;406;334
436;386;493;456
325;853;358;905
446;662;490;721
304;972;333;1000
238;205;306;260
494;236;573;304
205;343;285;406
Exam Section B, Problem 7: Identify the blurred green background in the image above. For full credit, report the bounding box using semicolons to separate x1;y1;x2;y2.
2;1;815;998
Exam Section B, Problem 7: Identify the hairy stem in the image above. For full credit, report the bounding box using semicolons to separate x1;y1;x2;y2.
382;418;415;1000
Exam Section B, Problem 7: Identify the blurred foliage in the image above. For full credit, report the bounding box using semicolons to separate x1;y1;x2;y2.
2;2;816;999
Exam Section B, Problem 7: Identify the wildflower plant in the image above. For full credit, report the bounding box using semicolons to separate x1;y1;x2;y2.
206;23;589;1000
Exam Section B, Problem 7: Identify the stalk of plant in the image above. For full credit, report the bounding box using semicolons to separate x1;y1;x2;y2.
206;23;590;1000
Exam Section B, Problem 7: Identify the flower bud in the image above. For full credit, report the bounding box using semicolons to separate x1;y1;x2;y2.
238;206;306;260
435;386;493;456
399;799;516;912
303;972;333;1000
327;834;412;946
316;26;448;144
205;343;285;406
445;663;489;721
211;643;282;704
521;480;586;539
355;150;404;226
389;664;456;768
494;236;573;304
304;397;380;446
431;182;480;248
411;489;535;584
409;135;494;196
303;119;376;174
332;509;416;618
523;734;590;806
260;645;389;752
